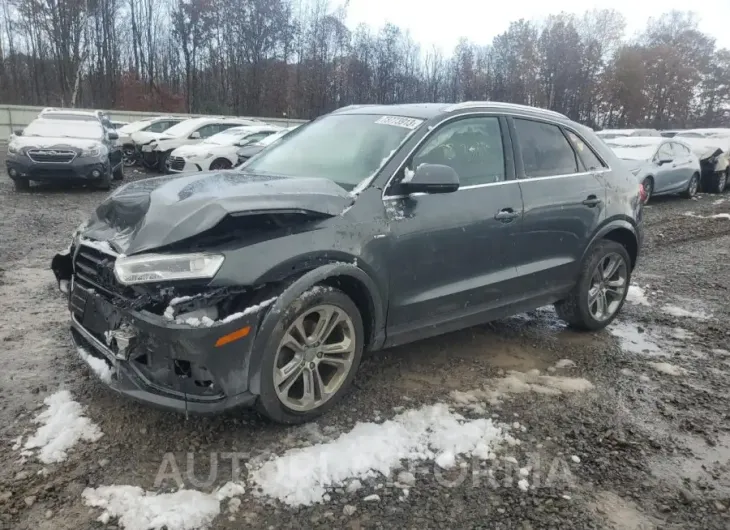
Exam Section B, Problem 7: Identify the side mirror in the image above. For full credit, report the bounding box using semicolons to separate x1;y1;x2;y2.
107;131;119;141
401;163;460;194
657;156;672;165
189;131;201;140
13;129;23;136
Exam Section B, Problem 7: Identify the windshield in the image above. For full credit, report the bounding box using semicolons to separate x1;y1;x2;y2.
24;119;104;140
606;142;657;161
244;115;421;189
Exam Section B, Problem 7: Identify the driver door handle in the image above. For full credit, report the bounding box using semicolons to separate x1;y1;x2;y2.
494;208;520;222
582;195;603;207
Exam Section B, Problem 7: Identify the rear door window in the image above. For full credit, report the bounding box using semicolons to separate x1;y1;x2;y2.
514;119;579;178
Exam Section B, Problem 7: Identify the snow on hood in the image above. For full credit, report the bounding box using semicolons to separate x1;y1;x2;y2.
80;171;352;254
675;137;728;159
10;136;102;151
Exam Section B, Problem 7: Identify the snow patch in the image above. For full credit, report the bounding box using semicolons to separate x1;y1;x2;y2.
662;304;710;320
626;285;651;306
219;297;277;324
23;390;103;464
78;347;114;384
82;481;245;530
78;237;121;257
609;322;664;356
553;359;576;369
250;403;512;506
648;362;688;376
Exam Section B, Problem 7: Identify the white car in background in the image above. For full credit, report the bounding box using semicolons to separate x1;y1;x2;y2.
672;129;730;193
167;125;282;172
135;117;260;171
596;128;661;140
117;116;186;166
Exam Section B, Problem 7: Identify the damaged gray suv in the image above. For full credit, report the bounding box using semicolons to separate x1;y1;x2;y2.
52;102;644;423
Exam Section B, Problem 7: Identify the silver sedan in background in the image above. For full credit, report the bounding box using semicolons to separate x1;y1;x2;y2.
605;137;701;202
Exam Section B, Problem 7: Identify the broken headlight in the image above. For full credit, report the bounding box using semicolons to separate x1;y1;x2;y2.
114;253;225;285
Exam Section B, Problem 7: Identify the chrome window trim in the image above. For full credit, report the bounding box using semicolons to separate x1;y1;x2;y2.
381;111;612;201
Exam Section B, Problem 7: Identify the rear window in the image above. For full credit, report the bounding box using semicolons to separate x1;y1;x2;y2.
514;119;578;178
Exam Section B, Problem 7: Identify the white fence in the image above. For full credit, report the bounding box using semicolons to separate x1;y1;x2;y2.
0;104;307;140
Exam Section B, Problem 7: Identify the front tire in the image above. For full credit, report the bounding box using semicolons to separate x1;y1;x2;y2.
209;158;233;171
555;240;631;331
95;165;112;191
113;163;124;181
256;286;364;424
707;170;727;194
682;173;700;198
158;151;172;173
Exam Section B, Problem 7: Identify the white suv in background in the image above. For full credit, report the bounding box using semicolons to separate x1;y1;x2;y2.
135;117;261;171
167;125;282;172
117;117;185;165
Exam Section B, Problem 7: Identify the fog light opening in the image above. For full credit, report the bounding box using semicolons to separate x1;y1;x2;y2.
92;170;101;178
8;168;18;177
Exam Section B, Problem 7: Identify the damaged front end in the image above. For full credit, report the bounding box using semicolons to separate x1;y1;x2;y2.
50;171;353;414
52;241;275;413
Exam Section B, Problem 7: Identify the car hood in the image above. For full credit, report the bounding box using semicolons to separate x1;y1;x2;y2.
130;130;166;145
10;136;101;150
79;171;352;255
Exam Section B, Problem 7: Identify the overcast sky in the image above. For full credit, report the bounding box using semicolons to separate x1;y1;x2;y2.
340;0;730;53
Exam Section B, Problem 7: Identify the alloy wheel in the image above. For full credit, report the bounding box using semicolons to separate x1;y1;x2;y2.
587;252;628;322
273;304;356;412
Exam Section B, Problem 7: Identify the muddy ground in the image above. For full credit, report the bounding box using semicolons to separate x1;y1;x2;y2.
1;156;729;530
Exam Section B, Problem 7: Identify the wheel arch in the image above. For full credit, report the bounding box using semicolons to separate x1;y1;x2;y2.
584;219;639;270
246;263;385;396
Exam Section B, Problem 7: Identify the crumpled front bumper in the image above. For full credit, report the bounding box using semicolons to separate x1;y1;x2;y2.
53;251;261;415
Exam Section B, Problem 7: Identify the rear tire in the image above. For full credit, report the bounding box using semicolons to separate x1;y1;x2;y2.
682;172;700;198
255;286;364;424
13;178;30;191
554;240;632;331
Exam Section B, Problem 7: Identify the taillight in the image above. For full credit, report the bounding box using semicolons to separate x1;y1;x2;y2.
639;184;647;203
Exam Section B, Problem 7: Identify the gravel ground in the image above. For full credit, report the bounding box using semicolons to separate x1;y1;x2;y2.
1;156;729;530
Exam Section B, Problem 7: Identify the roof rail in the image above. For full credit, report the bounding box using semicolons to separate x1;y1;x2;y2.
445;101;568;119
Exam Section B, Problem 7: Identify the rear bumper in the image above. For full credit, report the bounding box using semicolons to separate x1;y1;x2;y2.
53;250;263;415
6;154;108;181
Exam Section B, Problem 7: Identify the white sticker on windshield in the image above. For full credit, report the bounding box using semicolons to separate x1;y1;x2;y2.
375;116;423;130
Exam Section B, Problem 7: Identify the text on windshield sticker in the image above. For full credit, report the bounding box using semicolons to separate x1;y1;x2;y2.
375;116;424;130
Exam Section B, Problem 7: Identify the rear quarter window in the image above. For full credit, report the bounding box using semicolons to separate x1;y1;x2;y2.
566;130;607;170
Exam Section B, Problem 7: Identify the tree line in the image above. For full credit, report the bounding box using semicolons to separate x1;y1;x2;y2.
0;1;728;129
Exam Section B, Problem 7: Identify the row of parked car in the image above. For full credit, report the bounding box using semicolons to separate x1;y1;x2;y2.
596;128;730;201
4;110;298;190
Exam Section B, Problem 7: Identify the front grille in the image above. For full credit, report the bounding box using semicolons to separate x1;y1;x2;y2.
73;243;130;301
169;156;185;171
27;149;76;163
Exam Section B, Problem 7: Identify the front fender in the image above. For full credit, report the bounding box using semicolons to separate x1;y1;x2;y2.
246;263;385;396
